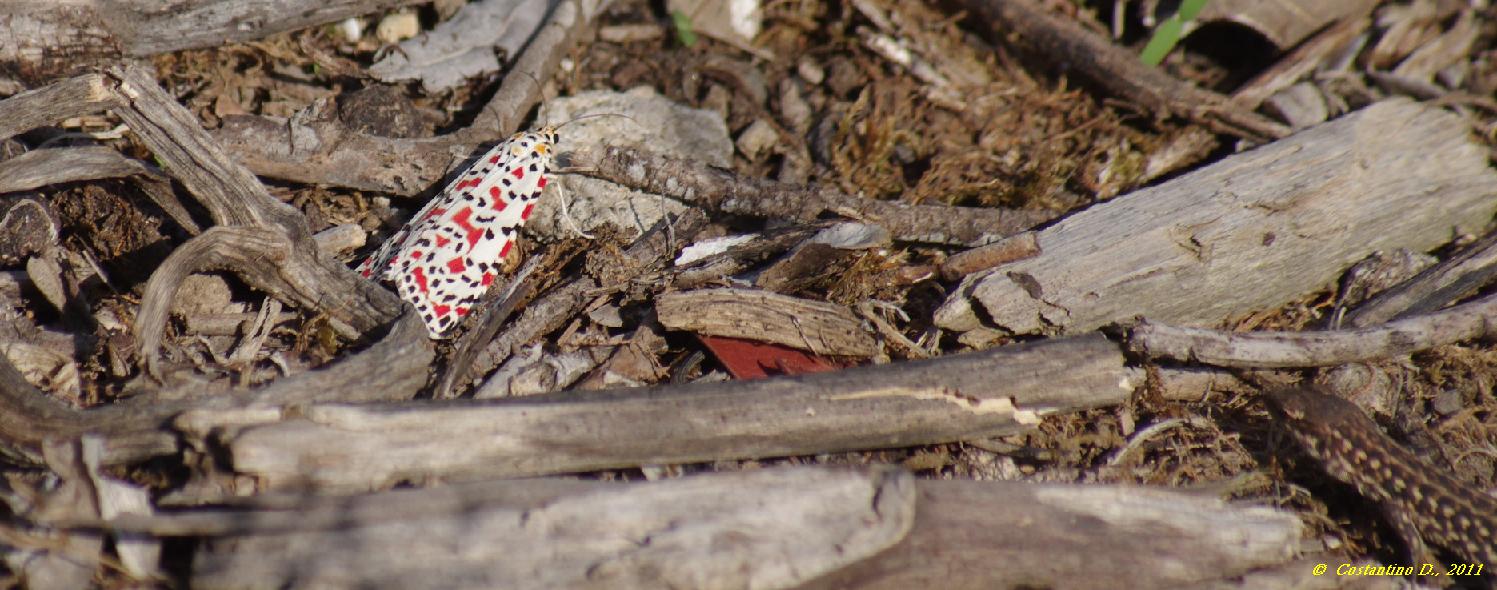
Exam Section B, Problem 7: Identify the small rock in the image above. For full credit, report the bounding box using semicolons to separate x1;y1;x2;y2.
375;11;421;44
825;58;864;98
532;88;732;240
735;119;778;160
666;0;762;48
0;198;58;267
174;274;241;317
1431;388;1464;416
797;58;825;85
778;78;812;135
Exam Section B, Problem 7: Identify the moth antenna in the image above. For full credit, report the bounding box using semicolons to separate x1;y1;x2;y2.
555;112;638;131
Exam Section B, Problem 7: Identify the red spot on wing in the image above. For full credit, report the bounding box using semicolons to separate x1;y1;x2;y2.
446;257;466;273
456;178;482;190
499;241;513;258
450;206;483;247
421;207;447;223
481;273;495;286
456;307;469;316
360;267;372;278
520;203;535;220
488;154;501;164
432;304;451;317
537;177;547;188
408;249;422;259
411;267;430;294
433;235;450;247
511;167;524;180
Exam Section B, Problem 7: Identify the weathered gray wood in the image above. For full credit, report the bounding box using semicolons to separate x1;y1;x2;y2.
0;146;156;193
656;288;878;357
213;0;612;194
0;74;121;140
175;333;1134;491
183;467;914;589
1129;290;1497;367
82;467;1306;590
102;65;404;340
0;311;430;466
0;0;425;79
935;99;1497;341
800;479;1306;590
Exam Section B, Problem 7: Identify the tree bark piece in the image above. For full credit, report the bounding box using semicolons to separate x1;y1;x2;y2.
935;99;1497;339
569;145;1052;246
0;74;122;140
99;66;403;341
1344;227;1497;328
185;466;914;589
657;288;878;358
214;0;612;194
1128;290;1497;368
0;146;157;193
801;479;1306;589
77;467;1305;589
0;309;430;467
1;0;427;81
176;333;1133;490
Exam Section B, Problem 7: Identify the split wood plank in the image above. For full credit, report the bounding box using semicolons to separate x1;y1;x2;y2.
935;99;1497;341
656;288;878;357
86;466;1305;590
175;333;1135;491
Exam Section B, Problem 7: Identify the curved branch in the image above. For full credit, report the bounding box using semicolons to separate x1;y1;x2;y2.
135;226;286;376
1129;290;1497;367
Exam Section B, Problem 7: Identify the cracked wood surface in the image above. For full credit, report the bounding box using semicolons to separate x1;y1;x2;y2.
0;0;427;80
77;466;1306;590
656;288;878;357
174;333;1133;491
935;99;1497;341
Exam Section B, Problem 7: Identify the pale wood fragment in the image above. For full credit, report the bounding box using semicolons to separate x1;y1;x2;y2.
177;334;1133;490
1129;291;1497;368
935;99;1497;338
185;467;915;590
656;288;878;357
81;468;1306;590
0;0;426;78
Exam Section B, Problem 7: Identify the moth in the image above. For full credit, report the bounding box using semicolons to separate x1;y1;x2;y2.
357;127;557;338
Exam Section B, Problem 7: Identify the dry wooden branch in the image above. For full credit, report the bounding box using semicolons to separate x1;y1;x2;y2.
0;146;157;193
656;288;878;357
963;0;1289;140
935;99;1497;341
173;467;914;589
567;145;1052;246
1129;290;1497;368
0;311;430;466
461;209;710;394
214;0;613;194
1344;228;1497;328
0;0;426;80
70;467;1304;589
940;230;1040;280
0;74;122;140
97;66;403;345
175;333;1133;490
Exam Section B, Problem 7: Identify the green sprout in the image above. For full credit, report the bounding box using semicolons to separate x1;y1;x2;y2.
671;10;697;47
1139;0;1210;66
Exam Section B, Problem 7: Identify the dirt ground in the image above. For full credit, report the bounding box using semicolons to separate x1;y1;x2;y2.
9;0;1497;578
